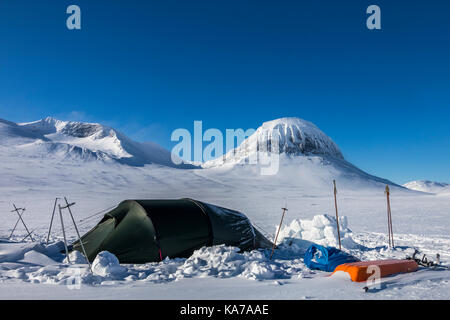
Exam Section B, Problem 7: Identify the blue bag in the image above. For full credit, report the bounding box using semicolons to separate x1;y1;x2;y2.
304;244;359;272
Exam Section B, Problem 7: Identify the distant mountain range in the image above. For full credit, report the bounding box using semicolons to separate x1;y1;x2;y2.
0;117;193;168
403;180;450;194
0;116;407;189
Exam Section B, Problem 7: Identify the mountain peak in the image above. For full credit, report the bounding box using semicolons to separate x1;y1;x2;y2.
403;180;450;194
1;117;193;168
205;117;343;167
20;117;118;139
260;117;315;129
257;117;343;159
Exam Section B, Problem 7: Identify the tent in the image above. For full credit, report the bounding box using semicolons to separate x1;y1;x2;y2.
303;244;359;272
72;199;273;263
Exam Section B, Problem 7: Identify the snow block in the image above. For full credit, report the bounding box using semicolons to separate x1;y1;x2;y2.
333;259;419;282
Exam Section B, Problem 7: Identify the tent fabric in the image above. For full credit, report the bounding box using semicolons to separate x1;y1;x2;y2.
303;244;359;272
72;199;272;263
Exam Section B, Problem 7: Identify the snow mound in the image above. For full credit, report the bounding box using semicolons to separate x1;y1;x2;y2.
63;250;88;264
179;245;277;280
0;241;46;263
92;251;127;277
0;243;307;285
278;214;359;249
139;245;303;282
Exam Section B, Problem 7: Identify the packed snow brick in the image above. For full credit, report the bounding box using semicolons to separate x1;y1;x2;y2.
277;214;358;249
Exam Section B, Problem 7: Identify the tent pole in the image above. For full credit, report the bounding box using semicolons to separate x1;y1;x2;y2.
46;198;59;245
385;185;393;248
58;204;71;264
386;186;395;248
63;197;92;272
11;204;33;242
333;180;342;250
8;209;23;239
270;206;288;260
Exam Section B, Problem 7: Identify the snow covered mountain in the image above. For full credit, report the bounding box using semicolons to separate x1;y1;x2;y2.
0;117;193;168
0;116;402;189
205;117;343;166
203;117;399;188
403;180;450;194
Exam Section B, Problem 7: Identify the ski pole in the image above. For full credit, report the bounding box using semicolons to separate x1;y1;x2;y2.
270;206;288;260
58;204;70;264
46;198;59;245
333;180;342;250
11;204;33;241
9;210;23;239
385;185;394;248
63;197;92;272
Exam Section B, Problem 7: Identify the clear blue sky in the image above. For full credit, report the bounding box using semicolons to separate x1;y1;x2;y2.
0;0;449;184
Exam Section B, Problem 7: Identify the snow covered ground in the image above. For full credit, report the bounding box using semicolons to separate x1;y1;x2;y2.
0;158;449;299
0;117;449;299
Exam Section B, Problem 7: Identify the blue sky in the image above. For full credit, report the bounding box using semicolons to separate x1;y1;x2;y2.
0;0;449;184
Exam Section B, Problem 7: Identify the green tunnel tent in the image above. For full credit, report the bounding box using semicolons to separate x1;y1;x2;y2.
72;199;273;263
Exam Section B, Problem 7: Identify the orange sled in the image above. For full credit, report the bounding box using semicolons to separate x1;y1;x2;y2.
332;259;419;282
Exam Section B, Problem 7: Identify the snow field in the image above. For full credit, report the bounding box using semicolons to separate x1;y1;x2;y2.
1;116;449;299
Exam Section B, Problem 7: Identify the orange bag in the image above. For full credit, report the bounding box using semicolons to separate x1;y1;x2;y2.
333;259;418;282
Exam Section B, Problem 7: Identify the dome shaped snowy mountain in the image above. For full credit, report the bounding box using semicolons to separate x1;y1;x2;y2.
254;117;344;158
204;117;343;167
0;117;193;168
203;117;400;189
